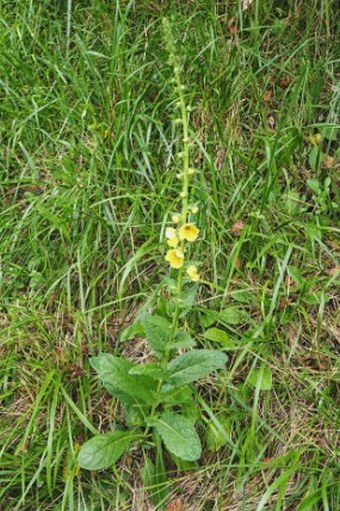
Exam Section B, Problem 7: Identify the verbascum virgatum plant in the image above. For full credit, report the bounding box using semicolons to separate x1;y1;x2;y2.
78;18;228;507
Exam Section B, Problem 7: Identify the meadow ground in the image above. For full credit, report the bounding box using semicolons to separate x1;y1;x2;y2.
0;0;339;509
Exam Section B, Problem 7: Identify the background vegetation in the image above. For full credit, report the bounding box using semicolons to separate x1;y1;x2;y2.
0;0;339;509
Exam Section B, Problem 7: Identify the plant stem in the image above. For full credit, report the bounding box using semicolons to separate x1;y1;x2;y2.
171;64;190;336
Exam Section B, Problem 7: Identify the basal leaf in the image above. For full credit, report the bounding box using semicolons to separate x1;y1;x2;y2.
204;328;236;349
172;330;196;349
91;354;157;404
141;314;172;355
247;364;272;390
103;382;136;405
308;146;321;171
205;413;231;452
120;321;145;342
78;431;140;470
163;349;227;389
201;307;247;327
160;386;193;405
219;307;247;325
129;363;166;380
152;413;201;461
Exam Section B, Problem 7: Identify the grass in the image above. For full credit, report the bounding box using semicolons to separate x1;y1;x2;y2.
0;0;339;509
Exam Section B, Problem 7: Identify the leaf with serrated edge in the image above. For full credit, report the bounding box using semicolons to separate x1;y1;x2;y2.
91;355;157;404
152;413;201;461
172;331;196;349
248;364;272;390
163;350;227;389
204;328;235;349
141;314;172;355
129;363;166;380
78;431;140;470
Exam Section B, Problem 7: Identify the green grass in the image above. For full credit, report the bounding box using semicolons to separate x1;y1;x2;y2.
0;0;339;509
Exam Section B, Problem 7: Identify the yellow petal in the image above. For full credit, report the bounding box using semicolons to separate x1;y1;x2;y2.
186;264;200;282
165;227;177;240
167;236;179;248
172;214;181;224
178;223;199;242
165;249;184;269
309;133;321;145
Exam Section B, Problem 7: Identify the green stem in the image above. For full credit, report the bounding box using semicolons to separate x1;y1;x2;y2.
145;41;191;440
171;66;190;336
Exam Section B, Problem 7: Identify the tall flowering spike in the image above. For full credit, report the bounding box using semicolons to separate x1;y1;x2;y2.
163;17;201;279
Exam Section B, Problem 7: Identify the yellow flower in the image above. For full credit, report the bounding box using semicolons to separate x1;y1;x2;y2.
172;214;181;224
178;223;199;242
167;237;179;248
190;205;198;214
309;133;321;145
165;249;184;269
165;227;179;248
187;265;200;282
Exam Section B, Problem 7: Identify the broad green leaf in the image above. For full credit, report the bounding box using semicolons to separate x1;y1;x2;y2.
123;403;145;427
78;431;140;470
219;307;246;324
180;284;198;309
141;314;172;355
205;413;231;452
201;307;247;327
152;413;202;461
163;349;227;389
120;321;144;342
204;328;236;349
172;330;196;349
129;363;166;380
170;453;198;471
307;178;321;194
247;364;272;390
160;386;193;406
91;355;157;404
282;190;300;214
230;290;252;303
181;400;200;423
308;146;321;171
103;382;136;405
